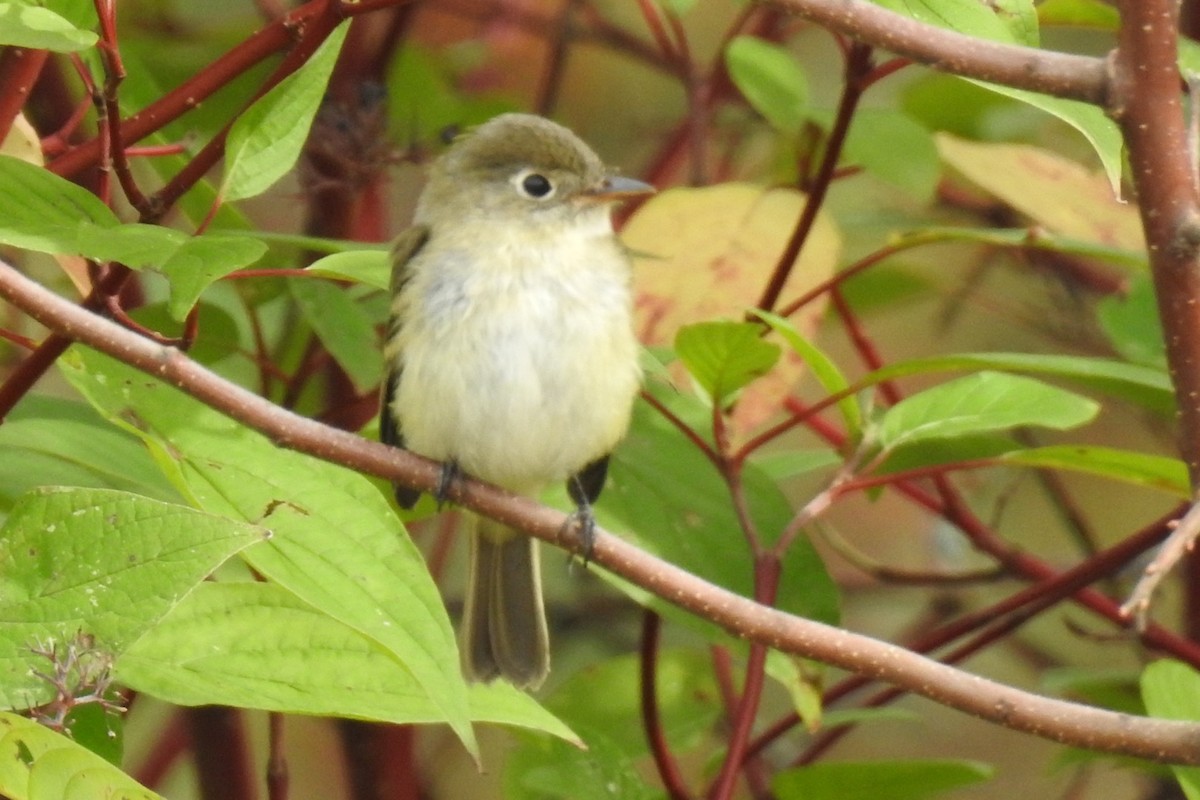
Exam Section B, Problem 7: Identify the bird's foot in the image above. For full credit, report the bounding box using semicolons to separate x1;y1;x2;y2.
434;460;462;509
561;502;597;565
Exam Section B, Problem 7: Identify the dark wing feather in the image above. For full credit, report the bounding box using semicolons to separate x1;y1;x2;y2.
568;455;610;508
381;225;430;509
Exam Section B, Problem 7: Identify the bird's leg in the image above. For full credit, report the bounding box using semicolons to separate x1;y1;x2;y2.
434;460;462;509
564;474;597;564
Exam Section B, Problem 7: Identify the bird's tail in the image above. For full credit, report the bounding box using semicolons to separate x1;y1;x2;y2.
460;515;549;690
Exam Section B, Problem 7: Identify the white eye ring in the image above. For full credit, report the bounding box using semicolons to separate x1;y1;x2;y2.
512;169;556;200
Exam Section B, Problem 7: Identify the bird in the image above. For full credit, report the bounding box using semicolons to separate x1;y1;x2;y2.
381;113;653;689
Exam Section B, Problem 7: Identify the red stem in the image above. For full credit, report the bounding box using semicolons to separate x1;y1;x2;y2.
640;610;692;800
707;557;780;799
756;41;873;312
0;47;48;145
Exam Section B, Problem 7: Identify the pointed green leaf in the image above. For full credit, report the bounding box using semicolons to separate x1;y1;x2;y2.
872;0;1021;42
222;23;349;202
0;156;118;252
755;310;861;435
1037;0;1118;27
863;352;1173;416
0;487;265;709
0;712;163;800
0;395;178;508
0;4;98;51
159;233;267;319
675;320;781;405
878;371;1099;449
1002;445;1188;497
600;403;839;629
119;582;576;739
305;248;391;291
289;278;383;391
773;758;993;799
1097;274;1166;368
1141;661;1200;800
968;85;1122;193
59;348;478;756
725;36;808;134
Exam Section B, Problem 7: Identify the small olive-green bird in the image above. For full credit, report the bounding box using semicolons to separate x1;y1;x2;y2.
381;113;653;689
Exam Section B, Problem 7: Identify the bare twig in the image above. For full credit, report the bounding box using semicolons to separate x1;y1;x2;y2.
640;611;692;800
760;0;1108;103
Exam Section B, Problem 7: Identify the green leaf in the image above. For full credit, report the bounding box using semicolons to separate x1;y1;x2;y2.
387;45;516;145
0;4;98;51
305;248;391;290
725;36;808;134
60;703;121;766
0;712;163;800
842;109;939;200
991;0;1039;45
1141;661;1200;800
773;758;993;799
289;278;383;391
0;156;119;251
1037;0;1119;28
754;310;861;436
862;352;1173;416
158;234;268;319
1044;667;1143;715
0;395;178;510
0;157;265;301
871;0;1021;42
0;487;265;708
119;582;576;739
222;22;349;202
542;650;720;759
675;321;781;405
1001;445;1188;497
878;433;1020;474
878;371;1099;449
600;403;840;628
886;225;1145;271
1097;275;1166;368
507;724;657;800
875;1;1117;185
59;348;478;756
750;449;842;481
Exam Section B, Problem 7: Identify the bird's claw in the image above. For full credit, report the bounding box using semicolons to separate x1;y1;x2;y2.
561;504;597;565
434;460;461;509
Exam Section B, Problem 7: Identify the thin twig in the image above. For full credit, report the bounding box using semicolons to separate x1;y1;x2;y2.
640;611;692;800
761;0;1108;103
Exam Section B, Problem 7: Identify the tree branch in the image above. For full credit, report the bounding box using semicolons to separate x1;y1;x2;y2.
2;258;1200;764
759;0;1109;104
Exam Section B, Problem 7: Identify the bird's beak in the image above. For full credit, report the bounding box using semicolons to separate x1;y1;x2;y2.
582;175;656;203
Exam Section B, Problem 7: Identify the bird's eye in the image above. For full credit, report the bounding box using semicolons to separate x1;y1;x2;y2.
514;171;555;200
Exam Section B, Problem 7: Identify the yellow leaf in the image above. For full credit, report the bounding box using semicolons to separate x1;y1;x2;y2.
935;133;1144;252
623;183;841;437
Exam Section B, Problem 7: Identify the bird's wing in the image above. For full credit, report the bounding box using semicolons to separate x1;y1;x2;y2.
381;224;430;509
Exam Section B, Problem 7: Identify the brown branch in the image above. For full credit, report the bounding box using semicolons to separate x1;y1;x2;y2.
759;0;1108;104
1109;2;1200;622
3;258;1200;764
1113;3;1200;478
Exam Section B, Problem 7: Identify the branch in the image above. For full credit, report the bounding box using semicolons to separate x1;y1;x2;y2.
759;0;1108;104
2;258;1200;765
1108;1;1200;621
